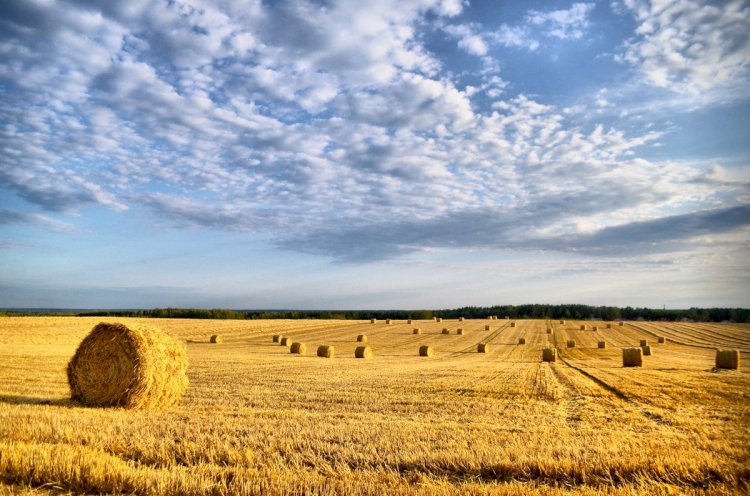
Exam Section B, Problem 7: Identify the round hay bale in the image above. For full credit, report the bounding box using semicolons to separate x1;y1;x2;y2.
357;334;367;343
477;343;489;353
518;337;526;345
407;319;413;324
716;349;740;370
657;336;666;344
510;322;516;328
592;326;598;331
355;346;373;358
413;328;422;335
272;334;282;343
280;337;292;347
598;341;606;349
67;322;188;409
619;321;624;326
370;318;376;324
559;320;565;324
623;347;643;367
419;345;433;357
505;316;510;320
484;325;491;331
385;319;392;325
290;342;306;355
641;345;653;356
566;340;576;348
542;348;557;362
546;328;553;334
317;345;334;358
442;328;450;334
436;318;443;323
457;328;464;335
639;339;648;347
210;335;223;344
580;325;587;330
606;323;612;329
459;317;465;322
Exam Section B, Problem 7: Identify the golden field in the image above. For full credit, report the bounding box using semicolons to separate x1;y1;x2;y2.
0;316;748;495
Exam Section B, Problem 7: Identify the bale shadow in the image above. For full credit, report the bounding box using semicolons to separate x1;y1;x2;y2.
0;394;76;407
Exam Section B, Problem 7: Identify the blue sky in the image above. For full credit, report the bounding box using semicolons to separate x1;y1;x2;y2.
1;0;749;309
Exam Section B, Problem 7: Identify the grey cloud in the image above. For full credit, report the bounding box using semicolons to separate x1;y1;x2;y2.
0;209;76;233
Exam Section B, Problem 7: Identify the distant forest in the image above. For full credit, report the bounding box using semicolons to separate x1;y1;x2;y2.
33;304;750;322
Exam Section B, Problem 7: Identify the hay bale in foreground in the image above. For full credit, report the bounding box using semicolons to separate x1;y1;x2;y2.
419;345;433;357
623;347;643;367
641;345;653;356
640;339;648;347
716;349;740;370
210;335;223;344
67;322;188;409
567;340;576;348
542;348;557;362
477;343;489;353
518;337;526;345
272;334;282;343
290;342;306;355
658;336;666;344
355;346;373;359
357;334;367;343
317;345;335;358
442;328;450;334
280;337;291;347
598;341;606;349
457;328;464;335
413;328;422;335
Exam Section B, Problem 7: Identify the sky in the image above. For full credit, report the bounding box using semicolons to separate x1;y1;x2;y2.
1;0;749;310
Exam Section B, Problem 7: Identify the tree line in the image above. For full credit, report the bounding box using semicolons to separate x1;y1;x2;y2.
68;305;750;322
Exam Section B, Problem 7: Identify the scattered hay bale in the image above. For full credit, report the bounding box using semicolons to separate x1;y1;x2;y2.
640;339;648;347
641;345;653;356
623;347;643;367
485;325;491;331
546;328;553;334
385;319;392;325
317;345;335;358
280;337;291;347
436;318;443;322
413;328;422;335
559;320;565;324
567;340;576;348
518;337;526;345
419;345;433;357
67;322;188;409
542;348;557;362
355;346;373;359
407;319;413;324
459;317;465;322
272;335;282;343
477;343;489;353
290;342;306;355
370;319;376;324
598;341;606;349
580;325;587;330
619;321;624;326
210;335;223;344
457;328;464;335
357;334;367;343
505;316;510;320
592;326;598;331
442;328;450;334
510;322;516;328
716;349;740;370
606;323;612;329
657;336;666;344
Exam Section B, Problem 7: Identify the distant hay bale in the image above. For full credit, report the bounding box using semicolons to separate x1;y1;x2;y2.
210;335;223;344
67;322;188;409
518;337;526;345
592;326;598;331
505;316;510;320
442;328;450;334
598;341;606;349
457;328;464;335
658;336;666;344
619;321;624;326
434;317;438;321
606;323;612;329
413;328;422;335
290;342;306;355
559;320;565;324
355;345;373;359
280;337;291;347
477;343;489;353
485;325;491;331
436;318;443;322
510;322;516;328
419;345;433;357
716;349;740;370
407;319;413;324
640;339;648;347
385;319;392;325
542;348;557;362
641;345;653;356
272;334;282;343
580;325;587;330
317;345;334;358
357;334;367;343
623;347;643;367
370;319;376;324
546;328;553;334
459;317;465;322
566;340;576;348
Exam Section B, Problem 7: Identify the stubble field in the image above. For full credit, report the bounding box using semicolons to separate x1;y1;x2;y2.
0;316;748;495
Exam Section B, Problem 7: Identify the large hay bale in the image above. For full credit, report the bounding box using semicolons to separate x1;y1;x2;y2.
640;339;648;347
457;328;464;335
623;347;643;367
510;322;516;328
598;341;606;349
567;340;576;348
657;336;666;344
442;328;450;334
518;337;526;345
716;349;740;370
419;345;433;357
290;342;306;355
317;345;335;358
272;334;282;343
485;324;491;331
542;348;557;362
357;334;367;343
210;335;223;344
413;328;422;335
641;345;653;356
477;343;489;353
355;346;373;358
280;337;291;347
67;322;188;409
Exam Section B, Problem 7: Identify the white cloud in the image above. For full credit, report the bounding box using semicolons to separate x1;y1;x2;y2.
526;2;596;39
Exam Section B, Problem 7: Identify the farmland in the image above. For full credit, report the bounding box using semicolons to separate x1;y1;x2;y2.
0;317;748;495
